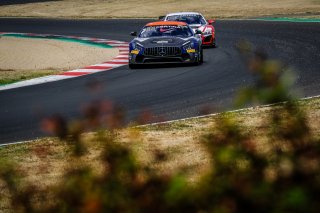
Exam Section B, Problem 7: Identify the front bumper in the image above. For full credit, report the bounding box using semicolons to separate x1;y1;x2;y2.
129;54;199;64
129;48;200;64
201;34;214;45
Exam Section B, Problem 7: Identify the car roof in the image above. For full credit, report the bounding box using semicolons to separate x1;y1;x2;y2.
146;21;188;26
166;12;202;16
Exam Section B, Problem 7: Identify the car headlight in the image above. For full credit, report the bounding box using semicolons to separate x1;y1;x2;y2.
183;41;196;53
136;42;143;50
130;42;143;54
203;28;212;36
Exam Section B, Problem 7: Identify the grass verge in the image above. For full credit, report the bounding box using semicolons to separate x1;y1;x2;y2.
0;69;62;85
0;96;319;211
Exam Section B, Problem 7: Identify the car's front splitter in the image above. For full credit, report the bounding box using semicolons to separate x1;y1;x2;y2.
129;53;200;64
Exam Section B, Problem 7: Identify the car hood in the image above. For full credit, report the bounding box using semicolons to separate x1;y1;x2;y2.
189;24;202;29
134;37;191;46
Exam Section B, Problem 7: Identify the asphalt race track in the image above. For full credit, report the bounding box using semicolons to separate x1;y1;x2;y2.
0;18;320;144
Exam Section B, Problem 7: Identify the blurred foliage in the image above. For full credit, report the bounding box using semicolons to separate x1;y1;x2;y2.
235;40;297;106
1;42;320;213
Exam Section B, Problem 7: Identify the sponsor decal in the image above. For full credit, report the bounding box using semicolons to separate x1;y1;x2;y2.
187;49;196;53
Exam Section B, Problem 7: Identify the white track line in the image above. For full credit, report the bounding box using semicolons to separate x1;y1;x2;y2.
0;75;73;91
140;95;320;127
1;94;320;147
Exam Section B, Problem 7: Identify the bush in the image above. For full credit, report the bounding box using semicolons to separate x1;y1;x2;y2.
1;43;320;213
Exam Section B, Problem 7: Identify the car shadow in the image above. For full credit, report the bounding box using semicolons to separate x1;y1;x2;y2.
202;45;217;49
133;63;194;69
130;62;205;70
0;0;60;6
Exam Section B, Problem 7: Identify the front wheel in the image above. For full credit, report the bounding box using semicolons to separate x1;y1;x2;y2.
199;48;204;63
194;48;203;66
129;63;138;69
211;38;216;48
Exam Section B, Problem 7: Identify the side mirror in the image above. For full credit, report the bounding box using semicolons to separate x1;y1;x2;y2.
130;32;137;36
159;15;165;20
195;29;202;35
207;19;215;25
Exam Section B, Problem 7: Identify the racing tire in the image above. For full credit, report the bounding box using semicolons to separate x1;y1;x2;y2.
211;38;216;48
129;63;138;69
200;48;204;63
194;48;203;66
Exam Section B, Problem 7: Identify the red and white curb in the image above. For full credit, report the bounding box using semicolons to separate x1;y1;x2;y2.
0;32;129;91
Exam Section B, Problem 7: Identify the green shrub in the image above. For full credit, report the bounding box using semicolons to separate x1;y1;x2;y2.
1;43;320;213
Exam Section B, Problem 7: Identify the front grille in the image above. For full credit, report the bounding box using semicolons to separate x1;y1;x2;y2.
144;47;181;57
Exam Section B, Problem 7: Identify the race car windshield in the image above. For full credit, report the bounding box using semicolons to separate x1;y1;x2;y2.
139;25;193;38
166;15;206;25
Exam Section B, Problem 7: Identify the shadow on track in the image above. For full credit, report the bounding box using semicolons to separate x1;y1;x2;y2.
129;63;201;70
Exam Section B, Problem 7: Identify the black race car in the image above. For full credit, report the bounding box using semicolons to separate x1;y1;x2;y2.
129;21;203;68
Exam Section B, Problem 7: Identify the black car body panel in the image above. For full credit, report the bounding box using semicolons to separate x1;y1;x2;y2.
129;22;203;67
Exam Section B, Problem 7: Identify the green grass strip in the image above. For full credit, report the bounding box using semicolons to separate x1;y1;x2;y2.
1;34;113;48
256;17;320;23
0;70;62;85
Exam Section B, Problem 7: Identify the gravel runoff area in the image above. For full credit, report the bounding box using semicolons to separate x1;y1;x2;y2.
0;0;319;19
0;36;119;84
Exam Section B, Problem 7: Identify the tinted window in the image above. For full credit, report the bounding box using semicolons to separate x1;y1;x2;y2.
139;25;193;38
166;15;206;25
